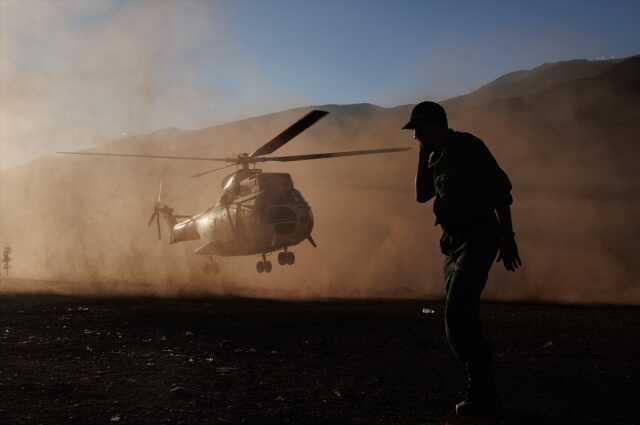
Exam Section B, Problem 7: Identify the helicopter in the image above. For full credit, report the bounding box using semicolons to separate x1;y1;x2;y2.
59;110;409;273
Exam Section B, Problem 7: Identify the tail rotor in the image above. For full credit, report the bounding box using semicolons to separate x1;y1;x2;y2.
147;181;164;240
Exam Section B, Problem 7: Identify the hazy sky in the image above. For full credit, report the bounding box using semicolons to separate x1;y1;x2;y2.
1;0;639;166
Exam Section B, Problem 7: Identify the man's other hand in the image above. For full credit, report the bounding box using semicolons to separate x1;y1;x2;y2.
497;236;522;271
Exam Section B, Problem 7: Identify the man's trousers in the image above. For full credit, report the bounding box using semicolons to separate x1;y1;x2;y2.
442;226;499;368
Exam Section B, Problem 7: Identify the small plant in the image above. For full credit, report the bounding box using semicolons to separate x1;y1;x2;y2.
3;246;11;277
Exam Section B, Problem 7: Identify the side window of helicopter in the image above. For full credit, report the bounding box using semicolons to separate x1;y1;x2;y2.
236;180;252;197
222;175;235;191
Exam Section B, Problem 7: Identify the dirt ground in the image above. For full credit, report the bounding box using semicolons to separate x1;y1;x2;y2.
0;291;638;425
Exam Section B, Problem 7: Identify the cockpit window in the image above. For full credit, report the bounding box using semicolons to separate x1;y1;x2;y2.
258;174;294;204
258;174;293;192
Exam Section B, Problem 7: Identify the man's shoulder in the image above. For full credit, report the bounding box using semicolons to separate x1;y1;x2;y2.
448;130;487;153
449;130;484;144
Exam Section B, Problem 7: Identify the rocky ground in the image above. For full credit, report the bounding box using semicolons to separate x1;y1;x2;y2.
0;292;637;424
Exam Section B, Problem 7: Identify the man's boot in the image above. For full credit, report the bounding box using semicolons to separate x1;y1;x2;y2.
455;361;500;417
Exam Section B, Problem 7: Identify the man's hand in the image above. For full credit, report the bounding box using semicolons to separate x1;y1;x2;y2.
497;235;522;271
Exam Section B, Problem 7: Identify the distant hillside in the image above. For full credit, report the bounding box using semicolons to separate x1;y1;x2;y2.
444;57;625;109
2;55;639;303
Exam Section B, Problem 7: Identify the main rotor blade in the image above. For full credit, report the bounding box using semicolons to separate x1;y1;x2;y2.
255;147;411;162
190;163;237;178
250;110;329;158
57;151;236;163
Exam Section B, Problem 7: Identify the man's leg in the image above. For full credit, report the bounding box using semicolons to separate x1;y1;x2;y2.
443;234;499;415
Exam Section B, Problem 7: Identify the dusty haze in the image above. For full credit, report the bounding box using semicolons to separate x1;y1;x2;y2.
1;55;639;304
0;0;304;168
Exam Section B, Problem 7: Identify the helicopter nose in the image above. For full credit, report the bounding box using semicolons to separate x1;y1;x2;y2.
298;208;313;232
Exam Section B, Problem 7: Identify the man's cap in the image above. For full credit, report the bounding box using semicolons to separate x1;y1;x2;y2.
402;101;448;129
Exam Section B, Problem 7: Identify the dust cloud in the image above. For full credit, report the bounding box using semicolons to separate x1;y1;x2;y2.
0;0;303;168
0;6;638;306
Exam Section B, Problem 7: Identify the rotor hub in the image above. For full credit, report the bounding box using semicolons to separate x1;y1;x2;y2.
237;153;255;169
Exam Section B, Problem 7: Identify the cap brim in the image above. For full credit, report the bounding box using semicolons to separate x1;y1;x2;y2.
402;120;415;130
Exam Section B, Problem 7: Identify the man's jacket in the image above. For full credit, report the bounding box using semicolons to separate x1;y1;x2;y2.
416;130;513;236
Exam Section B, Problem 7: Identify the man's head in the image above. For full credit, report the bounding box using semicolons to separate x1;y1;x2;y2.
402;101;448;150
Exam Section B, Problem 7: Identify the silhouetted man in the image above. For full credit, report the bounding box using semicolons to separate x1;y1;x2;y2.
403;101;522;417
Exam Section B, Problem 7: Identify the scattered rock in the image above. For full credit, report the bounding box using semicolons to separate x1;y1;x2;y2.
216;367;238;375
538;341;554;350
169;386;190;397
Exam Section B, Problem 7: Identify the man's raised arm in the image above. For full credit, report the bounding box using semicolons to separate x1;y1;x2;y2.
416;146;435;203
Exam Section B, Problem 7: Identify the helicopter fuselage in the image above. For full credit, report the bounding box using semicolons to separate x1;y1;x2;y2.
165;172;314;257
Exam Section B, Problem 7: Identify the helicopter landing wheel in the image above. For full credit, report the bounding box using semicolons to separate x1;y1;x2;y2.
278;251;295;265
256;261;265;273
286;252;295;265
264;261;272;273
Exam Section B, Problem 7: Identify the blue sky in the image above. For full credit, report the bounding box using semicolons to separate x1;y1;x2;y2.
225;0;639;104
1;0;639;166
